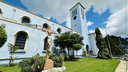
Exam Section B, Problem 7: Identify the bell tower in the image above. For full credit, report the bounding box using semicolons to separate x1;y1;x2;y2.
70;2;90;55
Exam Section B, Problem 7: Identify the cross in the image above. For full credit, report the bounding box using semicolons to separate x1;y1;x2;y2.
43;26;56;59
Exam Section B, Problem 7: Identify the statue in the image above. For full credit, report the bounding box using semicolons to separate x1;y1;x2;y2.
43;26;55;70
46;30;52;52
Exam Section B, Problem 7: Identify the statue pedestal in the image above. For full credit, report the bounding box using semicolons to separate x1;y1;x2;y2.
44;58;53;70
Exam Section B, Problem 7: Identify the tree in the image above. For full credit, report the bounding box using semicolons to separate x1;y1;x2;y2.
73;44;82;57
54;32;83;58
8;43;18;66
54;32;70;53
104;35;125;56
69;33;83;57
0;26;7;47
95;28;111;59
110;35;127;46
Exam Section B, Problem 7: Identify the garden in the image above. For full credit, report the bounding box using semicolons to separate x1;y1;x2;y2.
0;57;120;72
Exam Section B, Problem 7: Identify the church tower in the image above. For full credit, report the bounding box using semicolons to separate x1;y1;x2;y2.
70;2;90;55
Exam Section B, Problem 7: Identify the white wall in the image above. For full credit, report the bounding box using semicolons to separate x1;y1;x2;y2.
88;33;98;55
0;1;73;64
0;1;96;65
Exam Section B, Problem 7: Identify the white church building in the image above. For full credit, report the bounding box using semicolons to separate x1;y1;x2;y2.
0;1;98;64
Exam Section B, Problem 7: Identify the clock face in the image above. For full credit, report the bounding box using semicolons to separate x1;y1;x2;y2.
73;16;77;20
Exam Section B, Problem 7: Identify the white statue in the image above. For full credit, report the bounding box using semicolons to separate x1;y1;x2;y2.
46;30;52;52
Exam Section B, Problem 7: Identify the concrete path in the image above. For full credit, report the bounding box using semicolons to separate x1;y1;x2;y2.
115;60;127;72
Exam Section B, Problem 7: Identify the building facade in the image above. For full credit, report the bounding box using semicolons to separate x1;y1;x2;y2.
0;1;98;64
88;33;98;55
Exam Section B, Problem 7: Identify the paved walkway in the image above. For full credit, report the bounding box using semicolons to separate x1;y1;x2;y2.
115;60;127;72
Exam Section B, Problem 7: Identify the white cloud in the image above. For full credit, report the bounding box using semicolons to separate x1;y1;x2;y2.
105;7;128;36
87;21;94;27
20;0;128;36
19;0;109;25
89;30;95;33
20;0;89;24
65;16;71;28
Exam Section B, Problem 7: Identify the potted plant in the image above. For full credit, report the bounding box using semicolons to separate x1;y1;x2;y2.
83;50;86;56
90;50;93;55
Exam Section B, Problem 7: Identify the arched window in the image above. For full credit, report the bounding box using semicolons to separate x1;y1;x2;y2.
15;31;28;49
0;8;3;16
21;16;31;23
43;23;49;29
57;28;61;33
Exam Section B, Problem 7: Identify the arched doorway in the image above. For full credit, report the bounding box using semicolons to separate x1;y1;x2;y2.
86;45;89;54
44;36;48;50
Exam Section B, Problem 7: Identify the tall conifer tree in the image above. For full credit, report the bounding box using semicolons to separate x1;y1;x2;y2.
95;28;111;59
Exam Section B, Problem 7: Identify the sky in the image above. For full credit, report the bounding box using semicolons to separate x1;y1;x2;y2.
3;0;128;37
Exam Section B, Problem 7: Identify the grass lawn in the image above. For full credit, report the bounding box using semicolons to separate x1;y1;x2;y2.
0;58;119;72
0;65;20;72
64;58;120;72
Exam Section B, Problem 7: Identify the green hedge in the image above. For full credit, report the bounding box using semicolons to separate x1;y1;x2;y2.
19;53;62;72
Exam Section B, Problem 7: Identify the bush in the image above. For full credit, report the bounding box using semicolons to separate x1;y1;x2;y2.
49;53;62;67
90;50;93;55
18;54;45;72
83;50;86;56
0;26;7;47
18;58;33;72
19;53;62;72
36;56;45;71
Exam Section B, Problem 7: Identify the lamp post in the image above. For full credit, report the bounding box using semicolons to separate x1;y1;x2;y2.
105;28;112;58
11;8;16;19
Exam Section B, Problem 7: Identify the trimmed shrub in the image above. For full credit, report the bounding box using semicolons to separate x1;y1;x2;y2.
49;53;62;67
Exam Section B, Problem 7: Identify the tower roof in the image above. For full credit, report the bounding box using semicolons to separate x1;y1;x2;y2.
70;2;85;10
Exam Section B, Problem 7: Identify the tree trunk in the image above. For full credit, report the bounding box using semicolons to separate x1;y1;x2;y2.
73;49;75;58
67;48;70;58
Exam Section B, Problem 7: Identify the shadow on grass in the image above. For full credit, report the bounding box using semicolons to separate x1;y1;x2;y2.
0;71;3;72
64;58;79;62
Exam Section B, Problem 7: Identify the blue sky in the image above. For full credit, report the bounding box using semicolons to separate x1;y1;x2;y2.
3;0;128;36
86;6;111;31
4;0;27;9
